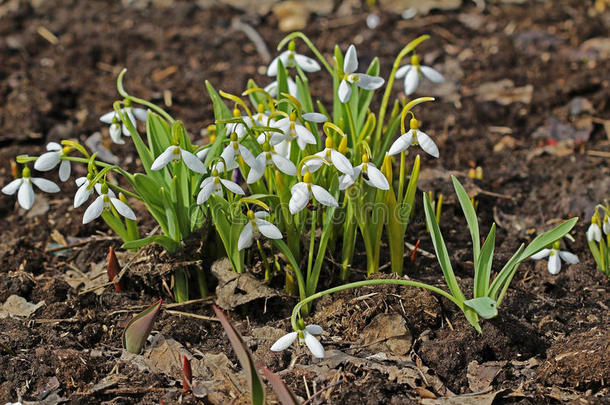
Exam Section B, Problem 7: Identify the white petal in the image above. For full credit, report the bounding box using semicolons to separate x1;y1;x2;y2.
267;55;281;76
311;185;338;207
274;140;291;157
220;179;245;195
34;151;61;171
559;251;579;264
246;156;266;184
197;181;215;204
404;67;419;95
255;219;282;239
301;155;325;175
99;111;117;124
75;177;87;187
269;132;287;146
121;123;131;136
238;144;258;169
420;66;445;83
264;80;278;97
74;184;92;208
58;160;71;182
330;150;354;176
150;146;178;171
603;219;610;235
294;54;321;72
31;177;60;193
343;44;358;74
395;64;412;79
365;164;389;190
83;196;104;224
530;248;551;260
289;183;310;214
287;78;299;98
132;108;148;122
109;123;124;144
338;79;352;103
338;174;356;190
271;153;296;176
305;324;323;335
548;251;561;275
302;112;327;123
196;148;210;161
181;149;206;174
255;211;270;219
238;222;254;251
355;73;385;90
270;332;298;352
220;144;236;169
416;131;439;158
2;178;23;195
295;125;316;146
111;198;136;220
17;181;34;210
388;130;414;156
304;332;325;358
587;224;602;242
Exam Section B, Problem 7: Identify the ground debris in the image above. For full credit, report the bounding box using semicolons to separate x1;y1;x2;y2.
0;295;45;318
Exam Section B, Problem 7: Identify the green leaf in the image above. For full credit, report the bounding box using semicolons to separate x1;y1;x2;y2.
212;305;266;405
520;217;578;259
123;299;162;354
474;223;495;298
146;111;172;158
464;297;498;320
356;57;380;128
488;243;525;304
259;365;299;405
452;176;480;263
101;210;129;242
122;235;180;253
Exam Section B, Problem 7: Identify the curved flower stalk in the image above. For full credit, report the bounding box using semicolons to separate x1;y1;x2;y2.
2;167;60;210
338;44;385;103
100;103;147;144
34;142;72;182
396;53;444;96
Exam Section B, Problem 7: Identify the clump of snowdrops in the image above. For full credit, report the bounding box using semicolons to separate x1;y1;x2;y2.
587;202;610;277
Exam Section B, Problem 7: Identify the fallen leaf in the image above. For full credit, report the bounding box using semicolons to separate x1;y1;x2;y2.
467;360;506;392
421;389;502;404
0;295;45;318
360;313;412;355
272;1;310;32
493;135;519;152
475;79;533;105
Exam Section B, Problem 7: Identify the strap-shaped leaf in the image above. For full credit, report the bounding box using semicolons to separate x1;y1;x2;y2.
452;176;480;263
464;297;498;319
520;217;578;259
146;111;172;158
488;243;525;304
474;223;495;298
356;57;380;129
123;299;162;354
259;365;299;405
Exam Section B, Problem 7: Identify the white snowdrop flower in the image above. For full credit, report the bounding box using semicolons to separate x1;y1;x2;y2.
99;106;147;143
366;13;380;29
338;44;385;103
220;132;260;171
82;183;136;224
238;210;282;250
271;324;324;358
302;136;353;177
33;142;72;182
587;223;602;242
226;115;254;140
339;154;389;190
603;216;610;235
395;53;445;96
264;77;299;99
266;41;321;76
196;147;210;163
247;144;297;184
530;246;579;275
272;112;317;150
388;117;439;158
73;176;96;208
2;167;60;210
196;169;245;205
289;171;338;214
150;145;206;174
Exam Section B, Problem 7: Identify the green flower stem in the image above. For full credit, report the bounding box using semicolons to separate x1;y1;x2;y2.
116;68;175;124
257;239;272;281
291;278;460;331
306;206;317;282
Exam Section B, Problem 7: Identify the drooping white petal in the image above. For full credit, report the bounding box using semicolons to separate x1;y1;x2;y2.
256;218;282;239
180;149;206;174
365;164;389;190
267;55;281;76
404;67;419;95
301;155;325;174
2;178;23;195
304;332;325;358
74;183;93;208
255;211;270;219
338;79;352;103
530;248;551;260
295;125;316;146
416;131;439;158
34;151;61;171
246;155;267;184
302;112;327;123
237;144;258;169
587;223;602;242
548;251;561;275
83;196;104;224
238;222;254;251
31;177;60;193
219;179;245;195
603;219;610;235
311;185;338;207
220;144;237;169
395;64;412;79
150;146;178;171
305;324;323;335
420;66;445;83
354;73;385;90
287;77;299;98
270;332;298;352
339;173;356;190
264;80;279;97
197;180;216;204
289;183;310;214
99;111;117;124
17;180;34;210
388;130;414;156
271;153;296;175
343;44;358;74
196;148;210;162
110;198;136;220
294;54;321;72
559;251;579;264
109;123;124;144
199;176;214;190
46;142;62;151
121;123;131;136
132;108;148;122
75;177;87;187
58;160;71;182
330;150;354;176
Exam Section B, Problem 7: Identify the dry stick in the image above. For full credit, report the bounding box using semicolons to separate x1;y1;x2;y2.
46;236;118;253
301;378;344;405
377;242;435;272
165;309;219;323
231;18;271;63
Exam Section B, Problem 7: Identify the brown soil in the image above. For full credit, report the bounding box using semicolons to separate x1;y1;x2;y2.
1;0;609;403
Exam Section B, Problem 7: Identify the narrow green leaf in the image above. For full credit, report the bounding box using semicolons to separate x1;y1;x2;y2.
146;111;172;158
474;223;495;298
122;235;180;253
464;297;498;319
488;243;525;303
520;217;578;259
259;365;299;405
452;176;480;263
123;299;162;354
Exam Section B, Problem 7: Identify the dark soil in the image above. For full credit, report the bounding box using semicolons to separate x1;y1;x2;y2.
1;0;609;403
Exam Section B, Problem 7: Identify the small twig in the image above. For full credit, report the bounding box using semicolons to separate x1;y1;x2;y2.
587;150;610;158
231;18;271;63
37;26;58;45
45;236;118;253
165;309;219;322
301;378;344;405
164;297;214;308
31;318;78;324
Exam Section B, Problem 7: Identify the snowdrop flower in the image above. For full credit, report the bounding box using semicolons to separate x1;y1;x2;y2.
82;183;136;224
270;324;324;358
99;106;147;144
33;142;71;182
238;210;282;250
338;44;385;103
220;132;260;171
395;53;444;96
603;216;610;235
73;175;95;208
302;136;353;177
272;112;321;150
196;169;245;204
388;117;439;158
247;143;297;184
264;78;299;99
2;167;60;210
266;41;321;76
339;154;389;190
289;170;338;214
530;243;579;275
151;145;206;174
587;223;602;242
